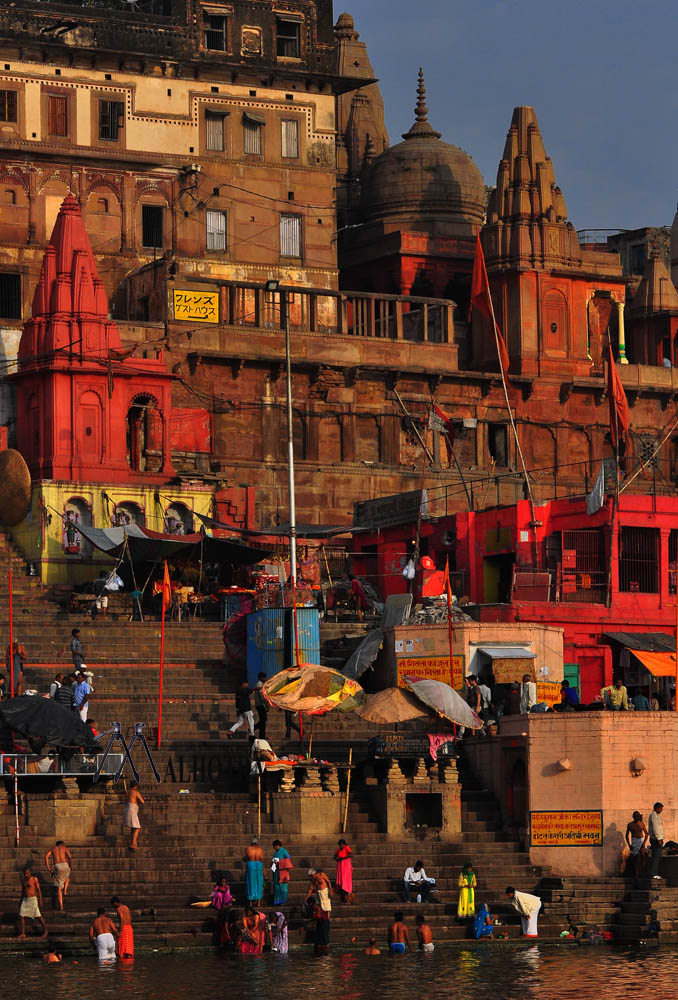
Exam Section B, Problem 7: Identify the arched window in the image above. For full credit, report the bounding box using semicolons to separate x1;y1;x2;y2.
127;394;163;472
165;502;194;535
97;197;109;213
4;189;16;205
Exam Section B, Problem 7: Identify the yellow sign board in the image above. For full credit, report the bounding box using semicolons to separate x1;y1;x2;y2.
530;810;603;847
537;681;562;709
173;289;219;324
397;655;465;690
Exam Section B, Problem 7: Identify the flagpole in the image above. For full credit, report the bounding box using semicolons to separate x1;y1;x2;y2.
158;560;169;747
444;556;457;739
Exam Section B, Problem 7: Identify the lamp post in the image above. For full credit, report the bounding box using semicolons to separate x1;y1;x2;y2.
265;280;300;666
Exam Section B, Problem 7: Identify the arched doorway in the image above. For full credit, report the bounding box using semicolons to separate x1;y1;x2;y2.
127;394;163;473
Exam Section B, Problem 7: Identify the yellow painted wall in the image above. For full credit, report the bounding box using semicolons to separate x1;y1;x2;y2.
10;481;214;586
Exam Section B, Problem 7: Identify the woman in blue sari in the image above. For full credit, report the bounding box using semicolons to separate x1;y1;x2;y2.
272;839;292;905
473;903;494;940
243;838;264;905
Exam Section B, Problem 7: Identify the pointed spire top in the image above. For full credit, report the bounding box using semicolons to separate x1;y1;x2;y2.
402;67;441;140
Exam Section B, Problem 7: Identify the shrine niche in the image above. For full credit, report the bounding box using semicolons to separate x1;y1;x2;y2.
165;501;193;535
542;288;569;356
62;497;92;557
112;501;145;527
241;26;262;56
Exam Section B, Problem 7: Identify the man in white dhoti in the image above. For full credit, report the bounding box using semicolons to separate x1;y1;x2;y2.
89;907;118;961
506;886;541;937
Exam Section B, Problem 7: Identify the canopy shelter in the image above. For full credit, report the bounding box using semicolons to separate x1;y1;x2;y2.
401;674;483;729
356;686;431;724
194;512;361;539
77;523;269;565
263;664;365;715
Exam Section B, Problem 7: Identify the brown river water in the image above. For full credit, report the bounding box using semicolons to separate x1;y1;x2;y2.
4;945;678;999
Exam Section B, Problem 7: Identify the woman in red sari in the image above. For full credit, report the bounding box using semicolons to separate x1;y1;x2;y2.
238;906;264;954
334;839;353;903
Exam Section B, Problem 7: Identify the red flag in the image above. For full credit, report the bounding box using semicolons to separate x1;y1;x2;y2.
470;233;510;376
607;344;631;462
161;560;171;617
430;399;455;463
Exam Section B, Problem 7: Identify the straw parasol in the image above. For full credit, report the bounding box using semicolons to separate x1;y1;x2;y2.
355;686;431;724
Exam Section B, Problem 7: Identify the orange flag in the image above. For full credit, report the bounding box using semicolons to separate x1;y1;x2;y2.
607;343;631;464
470;233;510;376
161;560;171;617
443;556;453;605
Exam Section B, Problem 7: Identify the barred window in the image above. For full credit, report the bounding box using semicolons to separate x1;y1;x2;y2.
281;119;299;158
48;95;68;137
0;90;17;123
205;111;226;152
243;114;264;155
280;213;302;258
206;210;227;252
99;100;124;141
204;14;228;51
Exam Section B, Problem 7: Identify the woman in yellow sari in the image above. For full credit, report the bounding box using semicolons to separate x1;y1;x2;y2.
457;861;477;918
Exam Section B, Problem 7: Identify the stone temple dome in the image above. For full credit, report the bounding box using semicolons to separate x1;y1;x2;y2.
360;69;486;236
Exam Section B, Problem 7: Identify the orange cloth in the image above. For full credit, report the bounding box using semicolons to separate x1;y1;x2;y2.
631;650;676;677
118;924;134;958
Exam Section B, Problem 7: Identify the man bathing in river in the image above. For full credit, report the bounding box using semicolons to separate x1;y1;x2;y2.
18;866;47;940
46;840;72;911
90;906;118;962
111;895;134;958
388;911;412;954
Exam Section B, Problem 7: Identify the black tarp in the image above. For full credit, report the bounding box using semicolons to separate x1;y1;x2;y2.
194;512;361;539
0;696;98;750
76;523;269;565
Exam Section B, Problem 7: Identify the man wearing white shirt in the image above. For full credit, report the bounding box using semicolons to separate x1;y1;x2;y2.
403;861;436;903
648;802;665;878
520;674;537;714
506;886;541;937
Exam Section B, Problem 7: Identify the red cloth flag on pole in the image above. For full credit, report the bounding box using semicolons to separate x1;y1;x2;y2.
469;233;510;376
607;343;631;463
430;399;455;463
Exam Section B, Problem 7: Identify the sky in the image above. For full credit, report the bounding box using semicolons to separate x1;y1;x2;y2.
347;0;678;232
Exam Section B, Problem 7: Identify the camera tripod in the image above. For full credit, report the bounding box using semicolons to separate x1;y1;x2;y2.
92;722;160;784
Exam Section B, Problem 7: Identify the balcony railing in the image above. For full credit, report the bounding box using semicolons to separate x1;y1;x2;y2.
213;280;454;344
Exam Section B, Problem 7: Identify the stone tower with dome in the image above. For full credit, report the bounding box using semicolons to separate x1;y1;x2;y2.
339;69;486;321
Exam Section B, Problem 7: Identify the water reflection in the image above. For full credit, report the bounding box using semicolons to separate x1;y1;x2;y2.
8;946;678;999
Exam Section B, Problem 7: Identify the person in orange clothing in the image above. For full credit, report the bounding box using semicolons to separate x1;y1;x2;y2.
111;896;134;958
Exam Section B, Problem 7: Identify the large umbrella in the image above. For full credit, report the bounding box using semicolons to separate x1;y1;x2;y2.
401;675;483;729
263;664;365;715
355;686;431;724
0;696;98;750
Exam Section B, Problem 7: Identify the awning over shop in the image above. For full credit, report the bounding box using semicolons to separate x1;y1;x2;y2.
631;650;677;677
476;646;536;660
603;631;675;652
77;523;269;565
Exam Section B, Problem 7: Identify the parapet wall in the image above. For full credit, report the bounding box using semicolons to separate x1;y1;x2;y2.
464;713;678;876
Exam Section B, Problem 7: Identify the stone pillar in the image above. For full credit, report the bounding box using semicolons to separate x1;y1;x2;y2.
322;766;340;794
617;300;629;364
412;758;429;783
280;768;295;793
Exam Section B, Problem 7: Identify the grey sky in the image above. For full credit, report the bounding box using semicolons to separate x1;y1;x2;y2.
348;0;677;232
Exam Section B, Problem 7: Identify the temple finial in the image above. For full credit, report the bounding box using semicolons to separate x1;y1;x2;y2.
402;67;441;140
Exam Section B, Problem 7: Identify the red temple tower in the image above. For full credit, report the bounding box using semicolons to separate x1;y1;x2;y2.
14;195;174;483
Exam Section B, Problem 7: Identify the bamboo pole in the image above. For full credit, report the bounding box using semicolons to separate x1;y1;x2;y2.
341;747;353;834
257;771;262;838
13;764;19;847
8;568;13;698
